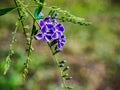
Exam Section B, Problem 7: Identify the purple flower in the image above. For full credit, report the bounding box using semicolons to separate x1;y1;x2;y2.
36;16;54;42
39;16;54;30
57;35;66;50
35;26;53;42
36;31;52;42
54;13;58;19
35;14;66;50
52;23;64;39
51;13;58;23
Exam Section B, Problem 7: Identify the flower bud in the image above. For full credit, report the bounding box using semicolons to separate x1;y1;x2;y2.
65;76;72;80
63;66;69;72
62;74;69;77
59;60;67;64
59;64;65;67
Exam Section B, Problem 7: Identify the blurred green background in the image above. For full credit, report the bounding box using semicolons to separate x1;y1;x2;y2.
0;0;120;90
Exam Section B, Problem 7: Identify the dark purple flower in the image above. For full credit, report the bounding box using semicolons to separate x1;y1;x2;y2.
54;13;58;18
55;23;64;32
43;16;51;23
39;16;53;29
52;23;64;39
51;13;58;23
36;16;53;42
36;32;52;42
36;14;66;51
57;35;66;50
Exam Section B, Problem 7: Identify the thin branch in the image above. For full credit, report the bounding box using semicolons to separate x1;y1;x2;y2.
13;0;27;38
47;43;67;90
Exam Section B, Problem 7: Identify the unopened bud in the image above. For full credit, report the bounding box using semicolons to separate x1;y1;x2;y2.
59;60;67;64
65;76;72;80
59;64;64;67
62;74;69;77
63;66;69;72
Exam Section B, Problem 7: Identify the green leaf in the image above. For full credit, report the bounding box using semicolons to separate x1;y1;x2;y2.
34;0;45;19
34;8;44;19
0;7;16;16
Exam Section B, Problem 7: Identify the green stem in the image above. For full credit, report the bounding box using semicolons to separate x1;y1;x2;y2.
13;0;35;79
16;0;40;28
4;20;19;75
23;19;35;79
47;43;67;90
13;0;27;38
28;19;35;56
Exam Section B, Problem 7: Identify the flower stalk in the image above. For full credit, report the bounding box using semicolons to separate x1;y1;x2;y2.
4;20;19;75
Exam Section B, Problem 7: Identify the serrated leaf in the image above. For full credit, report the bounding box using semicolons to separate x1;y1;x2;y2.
0;7;16;16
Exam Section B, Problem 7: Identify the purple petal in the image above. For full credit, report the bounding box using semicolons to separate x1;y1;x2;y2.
39;20;44;27
57;42;65;50
43;16;51;23
43;35;51;42
61;35;65;39
52;32;59;39
60;43;64;46
55;23;64;32
61;39;66;43
52;19;57;23
41;26;46;33
57;31;62;37
46;30;54;35
54;13;58;18
46;23;53;29
55;23;61;28
58;34;66;45
58;26;64;32
57;43;62;49
35;33;43;40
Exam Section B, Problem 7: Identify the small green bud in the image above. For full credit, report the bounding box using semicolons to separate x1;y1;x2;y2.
65;76;72;80
59;64;65;67
67;86;73;89
24;68;28;74
63;66;69;72
59;60;67;64
62;74;69;77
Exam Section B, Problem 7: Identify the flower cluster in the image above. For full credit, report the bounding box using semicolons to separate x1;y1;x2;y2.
35;14;66;50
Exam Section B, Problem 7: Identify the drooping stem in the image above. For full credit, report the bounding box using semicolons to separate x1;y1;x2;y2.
13;0;35;79
47;43;67;90
23;19;35;79
4;20;19;75
13;0;27;38
16;0;40;28
27;19;35;56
